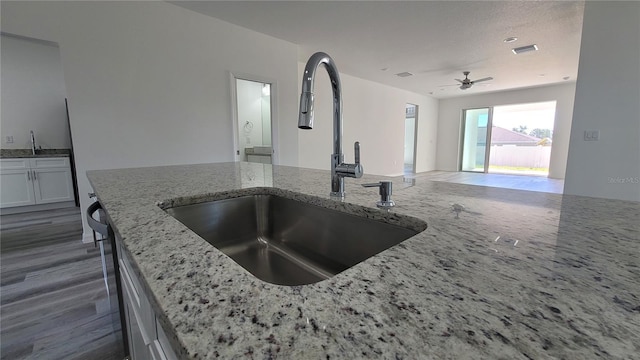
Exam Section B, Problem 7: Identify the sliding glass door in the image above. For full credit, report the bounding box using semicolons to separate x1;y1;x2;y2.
461;107;492;172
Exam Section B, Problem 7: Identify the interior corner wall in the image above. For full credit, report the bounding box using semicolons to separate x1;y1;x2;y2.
1;34;69;150
1;1;300;240
564;1;640;201
297;62;438;176
436;83;576;179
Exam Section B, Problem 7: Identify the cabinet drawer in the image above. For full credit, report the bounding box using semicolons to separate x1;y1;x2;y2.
120;248;146;307
31;157;69;168
0;159;30;170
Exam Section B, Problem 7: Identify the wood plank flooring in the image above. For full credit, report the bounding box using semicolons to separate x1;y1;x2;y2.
1;208;124;360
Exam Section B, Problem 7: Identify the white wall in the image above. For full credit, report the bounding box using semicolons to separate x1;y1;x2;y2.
564;1;640;201
1;34;69;150
297;62;438;176
1;1;300;240
436;83;576;179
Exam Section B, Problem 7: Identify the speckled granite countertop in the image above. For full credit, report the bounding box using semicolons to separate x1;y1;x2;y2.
87;162;639;360
0;149;70;158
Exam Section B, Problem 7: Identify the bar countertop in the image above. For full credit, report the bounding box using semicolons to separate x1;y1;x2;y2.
87;162;639;359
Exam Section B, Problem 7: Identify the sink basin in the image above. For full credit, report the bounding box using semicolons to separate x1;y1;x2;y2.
164;191;426;285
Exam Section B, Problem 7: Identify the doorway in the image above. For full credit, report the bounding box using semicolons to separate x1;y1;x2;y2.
404;104;418;174
490;102;556;176
231;75;275;164
460;101;556;176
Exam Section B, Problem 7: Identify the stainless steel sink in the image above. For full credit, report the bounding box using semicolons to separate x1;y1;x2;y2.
164;193;426;286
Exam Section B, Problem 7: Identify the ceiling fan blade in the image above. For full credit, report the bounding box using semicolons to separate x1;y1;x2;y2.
472;77;493;83
455;79;464;83
438;84;460;87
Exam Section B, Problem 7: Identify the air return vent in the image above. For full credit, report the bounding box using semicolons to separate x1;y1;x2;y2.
395;72;413;77
512;44;538;54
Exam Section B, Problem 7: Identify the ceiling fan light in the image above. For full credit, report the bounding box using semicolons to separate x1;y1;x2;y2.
512;44;538;54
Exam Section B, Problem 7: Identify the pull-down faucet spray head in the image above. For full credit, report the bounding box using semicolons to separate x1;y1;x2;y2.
298;92;314;129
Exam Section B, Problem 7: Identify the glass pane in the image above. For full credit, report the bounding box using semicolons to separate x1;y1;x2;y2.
461;108;489;172
489;101;556;176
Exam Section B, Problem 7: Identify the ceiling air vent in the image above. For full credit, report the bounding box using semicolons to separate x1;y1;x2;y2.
395;72;413;78
512;44;538;54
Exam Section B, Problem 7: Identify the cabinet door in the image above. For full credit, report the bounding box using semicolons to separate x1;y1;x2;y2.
149;340;168;360
156;318;179;360
0;169;36;208
123;286;151;360
32;167;74;204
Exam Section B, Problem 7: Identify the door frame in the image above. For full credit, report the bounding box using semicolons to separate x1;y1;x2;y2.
459;106;494;173
229;72;278;164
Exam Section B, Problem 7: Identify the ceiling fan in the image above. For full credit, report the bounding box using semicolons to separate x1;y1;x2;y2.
455;71;493;90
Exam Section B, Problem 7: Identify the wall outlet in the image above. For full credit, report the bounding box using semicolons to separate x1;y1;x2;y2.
584;130;600;141
5;135;14;144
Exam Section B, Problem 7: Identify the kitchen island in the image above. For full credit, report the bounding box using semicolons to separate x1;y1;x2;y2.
87;162;639;359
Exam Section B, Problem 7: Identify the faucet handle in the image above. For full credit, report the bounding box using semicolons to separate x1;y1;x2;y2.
335;141;363;179
334;141;363;179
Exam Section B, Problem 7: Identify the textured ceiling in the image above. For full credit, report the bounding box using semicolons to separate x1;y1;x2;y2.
170;1;585;99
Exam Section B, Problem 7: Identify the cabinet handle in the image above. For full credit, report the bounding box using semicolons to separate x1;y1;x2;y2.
32;170;37;180
27;171;31;181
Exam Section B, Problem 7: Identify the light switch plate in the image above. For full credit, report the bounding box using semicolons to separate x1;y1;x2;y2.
584;130;600;141
5;135;13;143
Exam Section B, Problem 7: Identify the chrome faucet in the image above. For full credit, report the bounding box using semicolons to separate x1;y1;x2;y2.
30;130;37;155
298;52;363;198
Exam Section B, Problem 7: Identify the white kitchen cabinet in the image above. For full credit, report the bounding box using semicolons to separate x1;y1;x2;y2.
123;285;151;360
116;233;178;360
0;159;36;207
0;157;74;208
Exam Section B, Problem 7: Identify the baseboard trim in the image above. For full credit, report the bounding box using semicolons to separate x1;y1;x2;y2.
82;232;94;244
82;230;107;244
0;201;77;215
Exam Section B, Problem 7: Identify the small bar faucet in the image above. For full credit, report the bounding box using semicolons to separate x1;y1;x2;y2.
298;52;363;198
30;130;37;155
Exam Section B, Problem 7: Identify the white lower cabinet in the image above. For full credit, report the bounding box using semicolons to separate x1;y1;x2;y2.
0;157;74;208
0;167;35;207
117;234;178;360
150;339;169;360
123;288;151;360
